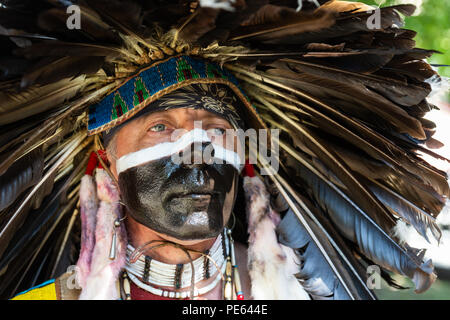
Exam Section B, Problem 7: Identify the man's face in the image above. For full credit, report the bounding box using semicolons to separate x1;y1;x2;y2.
108;108;242;241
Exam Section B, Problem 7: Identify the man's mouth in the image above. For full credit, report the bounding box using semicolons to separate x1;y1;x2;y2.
165;190;218;213
167;189;218;201
175;192;213;206
183;194;212;211
182;193;212;200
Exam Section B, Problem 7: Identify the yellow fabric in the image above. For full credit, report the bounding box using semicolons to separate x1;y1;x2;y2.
11;281;57;300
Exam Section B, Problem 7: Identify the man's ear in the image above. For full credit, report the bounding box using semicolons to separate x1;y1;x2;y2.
105;154;119;183
105;149;114;164
101;134;117;168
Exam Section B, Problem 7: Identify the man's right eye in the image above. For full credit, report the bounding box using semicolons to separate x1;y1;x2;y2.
149;124;166;132
208;127;226;136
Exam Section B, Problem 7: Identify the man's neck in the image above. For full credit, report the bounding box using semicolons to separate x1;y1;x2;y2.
125;215;218;265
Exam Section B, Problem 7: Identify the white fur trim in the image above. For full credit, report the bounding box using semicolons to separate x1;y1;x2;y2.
78;169;127;300
244;176;310;300
76;175;98;289
392;219;411;245
425;74;449;105
199;0;236;11
296;0;320;12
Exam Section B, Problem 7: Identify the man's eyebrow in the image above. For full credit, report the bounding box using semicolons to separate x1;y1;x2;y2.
198;112;231;122
142;111;176;121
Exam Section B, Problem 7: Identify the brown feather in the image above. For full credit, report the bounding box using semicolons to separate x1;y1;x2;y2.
20;56;103;88
257;96;398;231
230;8;335;42
15;41;124;61
279;58;430;106
0;76;87;125
177;8;220;43
265;62;426;139
37;6;119;43
316;0;373;13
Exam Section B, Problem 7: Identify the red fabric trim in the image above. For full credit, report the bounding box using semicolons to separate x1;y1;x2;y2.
129;281;190;300
85;150;109;175
97;149;108;168
85;152;98;176
242;161;255;177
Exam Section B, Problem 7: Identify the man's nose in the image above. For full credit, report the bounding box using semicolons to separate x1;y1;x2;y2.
178;142;215;168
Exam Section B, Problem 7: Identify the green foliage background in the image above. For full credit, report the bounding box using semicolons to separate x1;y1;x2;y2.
360;0;450;77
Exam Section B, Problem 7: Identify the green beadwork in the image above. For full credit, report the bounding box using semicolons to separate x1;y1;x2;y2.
133;77;150;106
206;63;226;79
177;58;200;82
112;92;128;120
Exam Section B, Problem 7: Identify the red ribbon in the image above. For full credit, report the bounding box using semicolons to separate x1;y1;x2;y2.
242;160;255;178
85;150;108;176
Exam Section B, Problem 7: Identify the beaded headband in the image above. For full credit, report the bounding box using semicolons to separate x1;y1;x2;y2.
87;55;256;135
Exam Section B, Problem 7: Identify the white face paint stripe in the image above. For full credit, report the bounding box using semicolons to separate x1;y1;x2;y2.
116;129;243;174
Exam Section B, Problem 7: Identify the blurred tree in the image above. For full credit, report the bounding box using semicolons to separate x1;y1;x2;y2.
360;0;450;77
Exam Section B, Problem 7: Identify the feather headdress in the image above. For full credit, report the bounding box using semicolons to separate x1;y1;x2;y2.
0;0;448;299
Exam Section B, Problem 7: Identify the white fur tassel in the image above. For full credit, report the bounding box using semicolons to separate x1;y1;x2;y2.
199;0;236;11
75;175;98;289
78;169;127;300
244;176;310;300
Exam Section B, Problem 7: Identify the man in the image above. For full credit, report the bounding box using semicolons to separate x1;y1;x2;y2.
84;82;254;300
4;1;448;300
11;62;281;300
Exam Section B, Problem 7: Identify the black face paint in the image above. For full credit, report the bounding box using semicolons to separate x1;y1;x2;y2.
118;145;239;241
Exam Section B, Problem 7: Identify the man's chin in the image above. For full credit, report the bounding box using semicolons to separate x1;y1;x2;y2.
152;225;222;244
128;208;224;241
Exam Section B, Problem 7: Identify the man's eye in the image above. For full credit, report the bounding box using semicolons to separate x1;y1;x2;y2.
149;124;166;132
209;128;226;136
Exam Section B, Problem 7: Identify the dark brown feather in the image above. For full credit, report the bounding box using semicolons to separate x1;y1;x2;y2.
229;8;336;42
265;62;427;139
20;56;103;88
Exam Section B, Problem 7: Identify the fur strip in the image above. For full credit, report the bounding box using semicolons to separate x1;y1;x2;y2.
199;0;236;11
244;176;310;300
391;219;411;246
75;175;98;289
79;169;127;300
426;74;449;105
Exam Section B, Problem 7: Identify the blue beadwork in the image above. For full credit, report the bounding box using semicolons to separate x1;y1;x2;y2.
88;55;250;134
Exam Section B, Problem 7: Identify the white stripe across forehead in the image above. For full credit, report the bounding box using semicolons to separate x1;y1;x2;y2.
116;128;243;174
